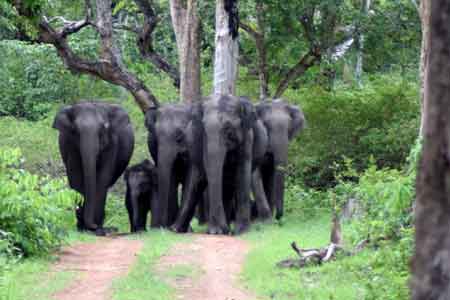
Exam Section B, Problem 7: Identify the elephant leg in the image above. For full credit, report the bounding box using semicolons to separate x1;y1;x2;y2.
262;163;275;212
234;152;252;235
171;167;201;233
167;172;179;226
251;168;272;221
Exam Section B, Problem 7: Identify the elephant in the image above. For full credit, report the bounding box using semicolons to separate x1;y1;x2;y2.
252;99;305;220
145;103;205;230
124;159;157;232
201;94;263;235
53;101;134;236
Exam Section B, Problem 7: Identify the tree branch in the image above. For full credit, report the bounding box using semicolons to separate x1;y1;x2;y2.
273;49;321;98
133;0;180;88
239;21;261;39
13;0;159;111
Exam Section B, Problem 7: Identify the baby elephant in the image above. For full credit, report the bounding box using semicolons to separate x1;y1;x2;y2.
124;160;157;232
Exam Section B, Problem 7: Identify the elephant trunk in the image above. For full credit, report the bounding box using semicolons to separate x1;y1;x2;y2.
152;150;175;228
205;137;228;233
271;133;289;220
80;131;100;230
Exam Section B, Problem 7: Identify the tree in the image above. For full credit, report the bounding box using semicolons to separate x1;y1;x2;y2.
354;0;371;86
10;0;186;111
412;1;450;299
170;0;201;102
213;0;239;95
418;0;430;135
240;1;349;99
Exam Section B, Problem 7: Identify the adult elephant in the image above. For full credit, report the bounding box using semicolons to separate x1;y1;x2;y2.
202;94;261;235
252;99;305;220
145;103;205;229
53;101;134;235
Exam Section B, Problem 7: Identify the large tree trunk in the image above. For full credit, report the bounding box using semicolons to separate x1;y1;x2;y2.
412;2;450;299
355;0;371;86
418;0;430;136
170;0;201;102
213;0;239;95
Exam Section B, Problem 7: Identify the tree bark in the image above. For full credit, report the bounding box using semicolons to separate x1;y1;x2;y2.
213;0;239;95
170;0;201;102
418;0;430;136
412;2;450;299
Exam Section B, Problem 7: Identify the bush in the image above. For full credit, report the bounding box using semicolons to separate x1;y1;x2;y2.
0;148;78;257
284;74;419;188
0;40;120;121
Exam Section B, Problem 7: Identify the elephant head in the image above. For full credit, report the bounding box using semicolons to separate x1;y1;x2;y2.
255;99;305;219
124;159;157;232
53;102;134;233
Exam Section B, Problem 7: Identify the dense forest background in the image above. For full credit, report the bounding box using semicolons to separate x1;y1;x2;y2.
0;1;422;299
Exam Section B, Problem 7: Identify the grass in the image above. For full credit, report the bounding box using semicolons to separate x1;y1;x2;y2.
112;230;188;300
0;229;99;300
241;213;371;300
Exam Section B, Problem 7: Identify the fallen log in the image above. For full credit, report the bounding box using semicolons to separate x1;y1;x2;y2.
276;240;367;269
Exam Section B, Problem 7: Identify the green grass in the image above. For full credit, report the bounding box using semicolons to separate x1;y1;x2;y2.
112;230;188;300
241;213;370;300
1;259;76;300
0;229;99;300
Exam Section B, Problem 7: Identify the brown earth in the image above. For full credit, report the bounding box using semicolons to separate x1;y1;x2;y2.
52;236;143;300
157;234;258;300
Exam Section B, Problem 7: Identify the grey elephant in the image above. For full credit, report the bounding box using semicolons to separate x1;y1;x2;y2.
53;101;134;235
201;94;264;235
124;159;157;233
145;103;205;230
252;99;305;220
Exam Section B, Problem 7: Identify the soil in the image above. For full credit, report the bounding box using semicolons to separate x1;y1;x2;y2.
157;234;257;300
52;236;143;300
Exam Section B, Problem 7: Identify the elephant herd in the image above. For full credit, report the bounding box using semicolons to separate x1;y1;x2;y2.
53;94;305;236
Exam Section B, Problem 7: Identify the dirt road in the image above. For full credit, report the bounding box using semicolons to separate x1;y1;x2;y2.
157;234;257;300
52;237;143;300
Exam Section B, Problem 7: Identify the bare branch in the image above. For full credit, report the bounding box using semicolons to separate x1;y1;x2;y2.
133;0;180;88
239;21;261;39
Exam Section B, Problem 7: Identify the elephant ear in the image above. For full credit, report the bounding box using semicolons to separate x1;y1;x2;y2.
144;107;158;132
53;106;74;132
239;97;256;131
287;104;306;140
144;107;159;163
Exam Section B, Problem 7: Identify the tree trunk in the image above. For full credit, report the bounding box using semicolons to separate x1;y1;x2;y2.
170;0;201;102
213;0;239;95
355;0;371;86
419;0;430;136
412;2;450;299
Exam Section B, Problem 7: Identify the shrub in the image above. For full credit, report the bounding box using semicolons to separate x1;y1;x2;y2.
284;74;419;188
0;148;78;257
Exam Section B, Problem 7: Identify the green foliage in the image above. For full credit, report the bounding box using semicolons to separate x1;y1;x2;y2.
0;41;75;120
0;147;78;258
286;74;419;187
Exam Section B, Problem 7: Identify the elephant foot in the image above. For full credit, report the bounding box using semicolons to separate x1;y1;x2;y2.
207;223;230;235
170;223;189;233
233;222;250;235
131;227;147;233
